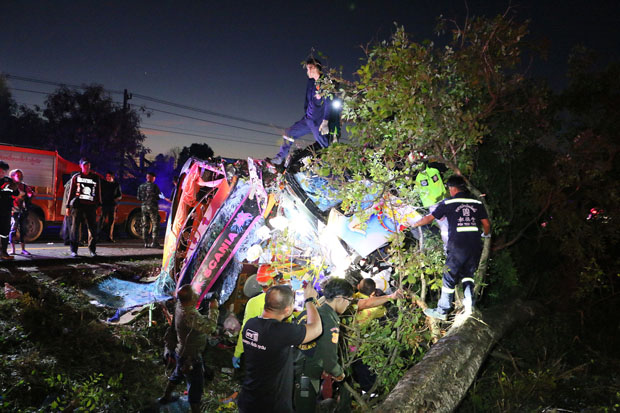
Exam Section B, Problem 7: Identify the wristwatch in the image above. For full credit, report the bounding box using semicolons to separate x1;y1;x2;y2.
304;297;317;305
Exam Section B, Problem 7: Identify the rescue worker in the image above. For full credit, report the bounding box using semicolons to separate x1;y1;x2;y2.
293;278;354;413
0;161;19;260
412;175;491;320
238;283;322;413
271;57;334;166
415;162;449;247
350;278;403;393
232;266;276;369
159;284;219;413
137;172;161;248
9;169;34;255
98;171;122;242
66;158;102;257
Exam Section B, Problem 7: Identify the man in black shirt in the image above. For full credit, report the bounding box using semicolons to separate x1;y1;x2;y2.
66;158;102;257
98;171;122;242
238;283;322;413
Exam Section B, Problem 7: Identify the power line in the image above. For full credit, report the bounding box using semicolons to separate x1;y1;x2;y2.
8;87;50;96
7;82;285;138
141;121;301;144
141;126;279;148
131;93;286;130
141;106;282;137
4;73;287;130
4;73;124;94
9;87;281;139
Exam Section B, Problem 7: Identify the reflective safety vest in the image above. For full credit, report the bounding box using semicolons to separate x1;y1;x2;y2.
415;166;446;207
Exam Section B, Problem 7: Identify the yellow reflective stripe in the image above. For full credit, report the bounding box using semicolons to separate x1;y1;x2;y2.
445;198;482;205
462;278;475;284
456;227;479;232
441;286;455;293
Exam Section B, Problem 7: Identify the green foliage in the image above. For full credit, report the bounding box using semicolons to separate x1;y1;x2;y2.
44;372;125;412
484;250;519;304
341;303;428;403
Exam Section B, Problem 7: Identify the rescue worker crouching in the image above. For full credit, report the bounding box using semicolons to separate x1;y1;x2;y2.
294;278;354;413
159;284;219;413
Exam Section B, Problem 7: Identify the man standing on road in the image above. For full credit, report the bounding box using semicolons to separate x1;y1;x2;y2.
99;171;122;243
238;283;322;413
294;278;354;413
271;57;335;166
0;161;19;260
412;176;491;320
137;172;161;248
159;284;219;413
66;158;102;257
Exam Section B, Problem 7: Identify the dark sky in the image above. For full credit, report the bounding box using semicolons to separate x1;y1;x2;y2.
1;0;618;159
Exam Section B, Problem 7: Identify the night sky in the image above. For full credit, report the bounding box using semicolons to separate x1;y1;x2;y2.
1;0;618;160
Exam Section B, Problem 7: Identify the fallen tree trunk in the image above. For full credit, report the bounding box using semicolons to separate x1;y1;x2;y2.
378;299;540;413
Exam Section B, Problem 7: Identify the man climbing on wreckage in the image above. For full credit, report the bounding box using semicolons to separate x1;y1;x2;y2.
237;282;322;413
159;284;219;413
270;57;337;166
412;175;491;320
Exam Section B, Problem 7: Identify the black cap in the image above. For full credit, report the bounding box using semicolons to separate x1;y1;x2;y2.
0;161;9;171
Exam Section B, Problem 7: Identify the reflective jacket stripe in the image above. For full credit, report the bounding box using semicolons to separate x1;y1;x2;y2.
462;278;475;284
441;286;455;293
445;198;482;205
457;227;479;232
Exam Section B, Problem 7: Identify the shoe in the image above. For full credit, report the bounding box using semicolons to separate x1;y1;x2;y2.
89;251;98;257
144;243;150;248
151;242;161;248
270;156;283;165
423;308;448;321
462;305;473;316
21;250;31;256
109;239;116;243
0;252;14;260
70;252;78;257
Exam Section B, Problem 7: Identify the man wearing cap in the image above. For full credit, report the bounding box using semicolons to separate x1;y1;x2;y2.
238;283;322;413
412;175;491;320
137;172;162;248
271;57;335;166
66;158;102;257
0;161;19;260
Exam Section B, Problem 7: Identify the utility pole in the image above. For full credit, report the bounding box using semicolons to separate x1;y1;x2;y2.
119;89;132;185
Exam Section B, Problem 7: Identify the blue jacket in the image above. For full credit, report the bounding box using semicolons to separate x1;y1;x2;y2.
304;78;331;123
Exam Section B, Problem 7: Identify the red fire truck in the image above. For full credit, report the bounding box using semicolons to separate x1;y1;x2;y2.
0;144;165;242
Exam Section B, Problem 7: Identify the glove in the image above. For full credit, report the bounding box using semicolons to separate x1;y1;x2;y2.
232;356;241;369
319;119;329;135
290;276;303;291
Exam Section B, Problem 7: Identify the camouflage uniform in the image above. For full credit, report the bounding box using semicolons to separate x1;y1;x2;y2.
137;181;160;246
294;304;345;413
